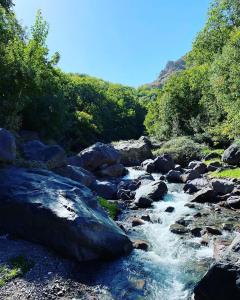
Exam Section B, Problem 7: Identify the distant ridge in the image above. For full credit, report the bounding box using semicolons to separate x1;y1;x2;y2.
149;57;185;88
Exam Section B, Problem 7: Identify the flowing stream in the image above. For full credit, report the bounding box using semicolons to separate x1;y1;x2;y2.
84;168;214;300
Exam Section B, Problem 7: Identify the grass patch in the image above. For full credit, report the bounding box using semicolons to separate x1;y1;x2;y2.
202;148;224;156
204;158;221;165
210;168;240;179
98;197;118;219
0;255;34;287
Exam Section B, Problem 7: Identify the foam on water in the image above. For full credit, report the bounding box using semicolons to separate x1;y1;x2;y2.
92;168;213;300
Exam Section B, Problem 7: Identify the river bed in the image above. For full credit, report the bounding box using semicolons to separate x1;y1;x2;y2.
81;168;216;300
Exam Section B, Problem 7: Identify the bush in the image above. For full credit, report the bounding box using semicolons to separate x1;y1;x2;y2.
98;197;119;220
0;255;34;287
153;136;204;166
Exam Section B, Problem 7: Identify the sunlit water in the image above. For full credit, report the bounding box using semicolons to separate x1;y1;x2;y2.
87;168;214;300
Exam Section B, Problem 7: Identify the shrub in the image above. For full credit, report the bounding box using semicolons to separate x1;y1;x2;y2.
153;136;204;166
98;197;119;220
0;255;34;287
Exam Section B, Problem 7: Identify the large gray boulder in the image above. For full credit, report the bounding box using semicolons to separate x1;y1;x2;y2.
207;161;222;172
22;140;66;169
154;154;175;173
134;180;168;208
0;167;132;261
184;177;209;194
194;236;240;300
222;143;240;165
188;161;207;174
97;163;124;178
54;165;95;187
90;180;117;199
181;169;201;183
68;142;121;173
191;188;216;203
166;170;182;183
141;159;155;173
0;128;16;163
113;138;153;166
211;179;235;195
226;196;240;209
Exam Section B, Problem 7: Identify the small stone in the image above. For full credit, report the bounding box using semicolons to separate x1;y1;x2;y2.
132;218;145;227
141;215;151;222
165;206;175;213
205;226;222;235
185;203;196;209
191;227;202;237
170;224;189;235
132;240;149;251
222;223;233;231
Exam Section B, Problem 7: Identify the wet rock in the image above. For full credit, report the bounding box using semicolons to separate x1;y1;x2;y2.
0;167;132;261
222;223;234;231
204;152;222;160
211;179;234;195
117;189;132;201
207;161;222;172
90;180;117;199
200;234;209;246
194;236;240;300
68;142;120;172
191;188;216;203
0;128;16;163
181;169;201;183
134;180;168;208
134;197;152;208
55;165;95;187
170;224;189;235
222;143;240;165
188;161;207;174
205;227;222;235
183;183;198;194
22;140;66;169
193;212;202;218
185;178;209;193
174;164;183;172
184;203;196;209
129;278;146;290
113;138;153;166
159;175;166;180
132;218;145;227
141;159;155;173
141;215;151;222
118;180;139;192
226;196;240;209
97;163;124;178
136;173;155;183
132;240;149;251
153;154;175;173
176;217;192;227
165;206;175;213
190;227;202;237
166;170;182;183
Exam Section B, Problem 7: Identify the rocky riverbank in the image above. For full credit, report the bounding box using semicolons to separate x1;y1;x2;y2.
0;128;240;299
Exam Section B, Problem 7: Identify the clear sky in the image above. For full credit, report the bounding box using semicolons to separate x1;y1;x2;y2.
14;0;211;87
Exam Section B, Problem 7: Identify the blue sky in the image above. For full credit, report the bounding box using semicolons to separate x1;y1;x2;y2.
15;0;211;87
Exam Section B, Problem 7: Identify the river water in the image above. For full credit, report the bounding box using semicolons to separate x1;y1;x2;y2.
85;168;214;300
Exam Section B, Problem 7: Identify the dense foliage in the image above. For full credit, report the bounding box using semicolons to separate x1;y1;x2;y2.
145;0;240;145
0;4;145;150
153;136;204;166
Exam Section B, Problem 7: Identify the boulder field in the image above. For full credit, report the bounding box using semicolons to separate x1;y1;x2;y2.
1;127;240;298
